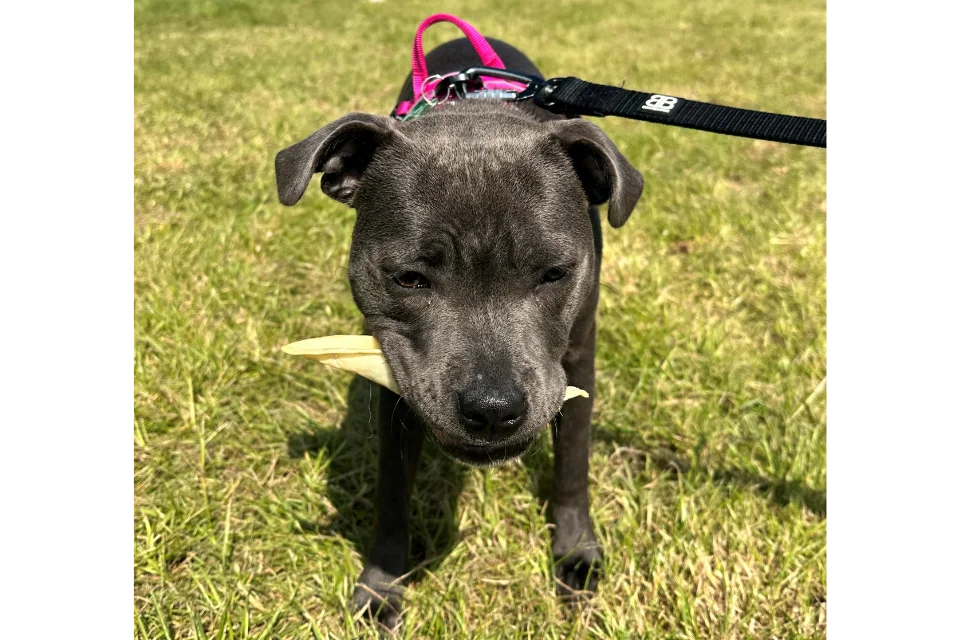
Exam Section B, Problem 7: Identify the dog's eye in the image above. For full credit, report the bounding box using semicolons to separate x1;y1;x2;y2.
393;271;430;289
541;267;568;284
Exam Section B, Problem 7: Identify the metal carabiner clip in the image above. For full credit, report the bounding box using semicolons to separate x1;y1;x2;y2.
434;67;546;102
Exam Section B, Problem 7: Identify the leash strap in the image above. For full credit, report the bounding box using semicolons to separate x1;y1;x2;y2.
540;77;826;148
395;14;826;147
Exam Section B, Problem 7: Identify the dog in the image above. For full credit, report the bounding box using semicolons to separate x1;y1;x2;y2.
275;36;644;630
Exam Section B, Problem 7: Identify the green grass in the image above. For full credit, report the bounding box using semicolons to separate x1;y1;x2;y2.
134;0;826;637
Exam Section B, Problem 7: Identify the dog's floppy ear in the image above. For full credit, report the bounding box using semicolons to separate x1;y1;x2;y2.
548;119;644;228
275;113;397;207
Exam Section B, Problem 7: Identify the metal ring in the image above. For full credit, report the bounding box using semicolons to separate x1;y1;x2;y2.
420;74;443;106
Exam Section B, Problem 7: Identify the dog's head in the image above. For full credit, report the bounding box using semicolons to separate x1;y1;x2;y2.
276;102;643;465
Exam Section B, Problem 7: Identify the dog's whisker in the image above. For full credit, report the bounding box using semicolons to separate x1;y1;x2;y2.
599;280;625;302
366;381;374;437
389;394;403;430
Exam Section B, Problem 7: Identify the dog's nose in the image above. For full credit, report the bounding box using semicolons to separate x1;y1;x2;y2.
457;380;527;435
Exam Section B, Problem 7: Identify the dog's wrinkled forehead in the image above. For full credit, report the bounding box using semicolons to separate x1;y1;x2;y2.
351;110;587;272
345;104;580;246
402;103;554;161
387;104;573;199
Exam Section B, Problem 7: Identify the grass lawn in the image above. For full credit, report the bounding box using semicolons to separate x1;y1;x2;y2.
134;0;826;637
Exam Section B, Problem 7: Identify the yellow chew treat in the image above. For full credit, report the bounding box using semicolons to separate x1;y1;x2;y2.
282;335;589;400
282;335;400;393
563;386;589;401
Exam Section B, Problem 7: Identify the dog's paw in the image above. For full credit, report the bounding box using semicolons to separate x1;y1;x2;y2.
351;566;404;633
551;506;603;602
553;541;604;602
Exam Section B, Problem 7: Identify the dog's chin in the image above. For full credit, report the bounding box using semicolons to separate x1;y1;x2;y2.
436;436;536;468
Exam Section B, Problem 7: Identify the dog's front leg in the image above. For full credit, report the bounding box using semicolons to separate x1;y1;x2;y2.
552;318;603;600
351;387;423;630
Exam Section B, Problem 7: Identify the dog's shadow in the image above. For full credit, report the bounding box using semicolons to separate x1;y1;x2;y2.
286;376;825;585
287;376;468;582
522;431;824;521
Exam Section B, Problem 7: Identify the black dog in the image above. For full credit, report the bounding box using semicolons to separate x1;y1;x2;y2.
276;37;644;630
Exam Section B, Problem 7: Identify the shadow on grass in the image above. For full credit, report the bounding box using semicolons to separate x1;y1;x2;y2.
589;429;826;517
286;378;824;584
286;376;468;583
518;428;824;536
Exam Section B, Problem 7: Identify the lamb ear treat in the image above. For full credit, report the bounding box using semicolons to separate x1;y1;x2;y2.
562;386;588;401
282;335;589;401
281;335;400;393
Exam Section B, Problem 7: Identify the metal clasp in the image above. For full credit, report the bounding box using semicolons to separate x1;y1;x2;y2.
433;67;546;102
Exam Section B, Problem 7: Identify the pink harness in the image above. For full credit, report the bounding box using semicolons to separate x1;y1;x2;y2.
393;14;530;119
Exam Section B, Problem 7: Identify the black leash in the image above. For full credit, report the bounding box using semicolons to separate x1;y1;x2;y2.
433;68;826;148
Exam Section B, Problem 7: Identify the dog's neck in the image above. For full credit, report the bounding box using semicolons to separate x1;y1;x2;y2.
400;93;567;125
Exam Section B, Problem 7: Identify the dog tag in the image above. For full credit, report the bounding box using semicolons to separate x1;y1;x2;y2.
399;97;436;121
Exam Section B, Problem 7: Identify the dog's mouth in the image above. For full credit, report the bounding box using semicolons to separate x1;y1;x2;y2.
435;436;536;467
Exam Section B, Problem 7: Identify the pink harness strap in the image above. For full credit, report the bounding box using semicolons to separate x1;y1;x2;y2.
411;14;505;102
394;14;528;118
